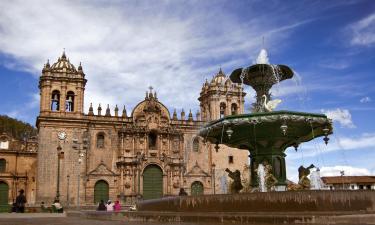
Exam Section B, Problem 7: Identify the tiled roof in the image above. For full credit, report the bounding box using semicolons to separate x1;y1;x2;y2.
321;176;375;184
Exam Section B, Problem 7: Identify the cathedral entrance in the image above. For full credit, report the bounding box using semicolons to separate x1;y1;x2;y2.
0;181;9;210
143;165;163;200
94;180;109;204
191;181;204;195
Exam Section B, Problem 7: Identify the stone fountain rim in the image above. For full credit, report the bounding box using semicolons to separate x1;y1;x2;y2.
202;110;330;129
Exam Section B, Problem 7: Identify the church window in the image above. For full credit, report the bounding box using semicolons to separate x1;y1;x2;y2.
220;102;226;118
66;91;75;112
193;137;199;152
231;103;238;115
0;141;9;149
148;131;157;150
97;133;105;148
51;90;60;111
0;159;5;172
228;155;233;164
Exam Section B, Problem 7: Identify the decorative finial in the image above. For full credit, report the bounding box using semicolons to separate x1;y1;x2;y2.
88;103;94;116
173;109;177;120
114;104;119;117
78;62;82;71
105;104;111;116
62;48;66;59
262;36;265;49
98;104;102;116
46;59;50;67
148;86;153;93
122;105;127;117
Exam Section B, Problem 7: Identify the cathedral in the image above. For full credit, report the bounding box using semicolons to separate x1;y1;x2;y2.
1;51;249;206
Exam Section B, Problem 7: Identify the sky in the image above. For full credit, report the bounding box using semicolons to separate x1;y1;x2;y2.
0;0;374;182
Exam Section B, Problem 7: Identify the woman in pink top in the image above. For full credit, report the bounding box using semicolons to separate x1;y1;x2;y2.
114;200;121;212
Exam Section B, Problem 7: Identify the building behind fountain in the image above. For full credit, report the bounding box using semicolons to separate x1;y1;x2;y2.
34;52;249;205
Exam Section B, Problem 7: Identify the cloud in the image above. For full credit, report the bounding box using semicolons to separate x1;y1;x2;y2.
360;96;371;103
348;13;375;46
320;165;371;177
0;0;311;116
321;108;355;128
288;132;375;160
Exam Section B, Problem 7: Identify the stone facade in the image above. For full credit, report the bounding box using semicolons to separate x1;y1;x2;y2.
35;52;249;205
0;133;38;205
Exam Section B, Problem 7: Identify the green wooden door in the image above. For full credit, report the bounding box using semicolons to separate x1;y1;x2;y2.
191;181;204;195
0;182;8;204
143;165;163;200
94;180;109;204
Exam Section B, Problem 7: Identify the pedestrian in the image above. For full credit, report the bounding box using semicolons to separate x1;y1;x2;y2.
113;200;121;212
15;189;27;213
106;200;114;211
97;200;106;211
179;188;188;196
52;199;63;213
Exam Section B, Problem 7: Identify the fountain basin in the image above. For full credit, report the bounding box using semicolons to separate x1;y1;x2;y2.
199;111;332;187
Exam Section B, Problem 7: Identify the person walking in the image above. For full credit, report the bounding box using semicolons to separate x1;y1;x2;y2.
106;200;114;212
113;200;121;212
15;189;27;213
97;200;106;211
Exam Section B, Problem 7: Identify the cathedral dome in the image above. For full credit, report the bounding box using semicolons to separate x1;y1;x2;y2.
210;68;226;85
50;51;77;73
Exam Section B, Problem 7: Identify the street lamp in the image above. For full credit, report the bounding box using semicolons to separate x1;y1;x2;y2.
56;144;63;201
77;151;84;209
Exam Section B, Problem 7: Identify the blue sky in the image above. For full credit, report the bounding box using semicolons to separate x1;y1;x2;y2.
0;0;374;181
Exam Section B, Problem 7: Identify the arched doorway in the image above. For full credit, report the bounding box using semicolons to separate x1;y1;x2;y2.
94;180;109;204
0;181;9;206
191;181;204;195
143;165;163;200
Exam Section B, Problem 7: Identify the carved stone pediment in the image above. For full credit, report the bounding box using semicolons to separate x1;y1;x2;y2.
88;162;116;176
186;161;209;177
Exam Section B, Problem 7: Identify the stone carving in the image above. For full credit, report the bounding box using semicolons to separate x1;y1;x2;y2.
225;168;243;193
298;164;315;190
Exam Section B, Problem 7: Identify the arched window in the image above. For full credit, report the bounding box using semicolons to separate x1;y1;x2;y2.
220;102;226;118
148;131;157;150
97;133;105;148
0;159;6;173
231;103;238;115
192;137;199;152
51;90;60;111
66;91;75;112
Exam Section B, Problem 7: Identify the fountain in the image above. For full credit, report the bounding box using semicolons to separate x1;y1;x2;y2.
199;48;333;191
135;49;375;224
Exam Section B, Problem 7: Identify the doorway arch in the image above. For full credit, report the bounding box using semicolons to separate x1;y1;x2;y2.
0;181;9;206
143;165;163;200
94;180;109;204
191;181;204;195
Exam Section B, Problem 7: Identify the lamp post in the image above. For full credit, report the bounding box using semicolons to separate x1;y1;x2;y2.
56;144;63;200
77;151;84;209
67;175;70;207
340;170;345;190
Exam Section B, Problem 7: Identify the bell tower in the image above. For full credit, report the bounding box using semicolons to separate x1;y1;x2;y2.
198;68;245;121
39;51;86;116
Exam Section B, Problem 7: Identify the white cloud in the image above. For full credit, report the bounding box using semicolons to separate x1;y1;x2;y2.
321;108;355;128
320;166;371;177
288;132;375;159
349;13;375;46
360;96;371;103
0;0;310;116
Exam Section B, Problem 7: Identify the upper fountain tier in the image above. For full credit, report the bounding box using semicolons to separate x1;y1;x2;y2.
230;49;294;112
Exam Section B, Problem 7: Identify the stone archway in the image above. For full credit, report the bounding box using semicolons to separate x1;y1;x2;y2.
143;165;163;200
191;181;204;195
0;181;9;207
94;180;109;204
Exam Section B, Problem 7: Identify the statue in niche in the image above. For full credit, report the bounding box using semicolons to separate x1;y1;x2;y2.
298;164;315;190
225;168;243;193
